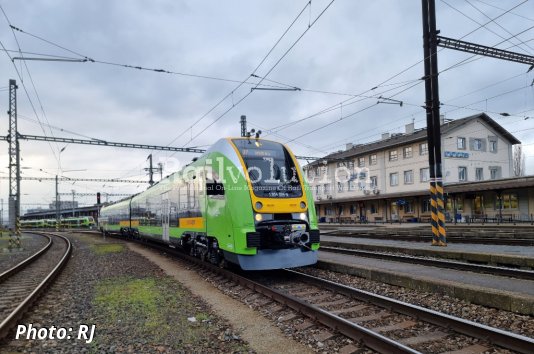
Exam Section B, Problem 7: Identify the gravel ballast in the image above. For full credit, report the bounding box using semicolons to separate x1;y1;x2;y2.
0;233;253;353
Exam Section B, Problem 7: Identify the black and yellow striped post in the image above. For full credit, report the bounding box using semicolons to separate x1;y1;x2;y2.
429;178;439;245
435;179;447;246
15;217;21;247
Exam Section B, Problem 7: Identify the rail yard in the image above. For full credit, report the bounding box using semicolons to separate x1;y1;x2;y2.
1;0;534;353
0;226;533;353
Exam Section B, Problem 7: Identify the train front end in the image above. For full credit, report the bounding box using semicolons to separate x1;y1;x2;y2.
228;138;320;270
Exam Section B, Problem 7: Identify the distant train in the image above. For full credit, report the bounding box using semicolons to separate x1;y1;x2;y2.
99;137;320;270
20;216;96;229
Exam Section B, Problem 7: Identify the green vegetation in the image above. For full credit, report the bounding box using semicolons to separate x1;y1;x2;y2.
92;277;250;351
90;243;124;255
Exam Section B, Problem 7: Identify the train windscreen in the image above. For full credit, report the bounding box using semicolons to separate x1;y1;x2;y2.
232;139;303;198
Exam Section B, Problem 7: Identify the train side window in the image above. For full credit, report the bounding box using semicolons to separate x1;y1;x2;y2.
206;181;225;196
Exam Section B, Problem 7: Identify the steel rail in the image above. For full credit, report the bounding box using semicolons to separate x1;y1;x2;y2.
91;231;420;353
82;230;534;353
0;234;52;282
286;269;534;354
320;246;534;280
325;232;534;246
0;233;72;339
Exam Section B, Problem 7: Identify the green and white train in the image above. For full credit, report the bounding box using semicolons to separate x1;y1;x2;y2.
99;138;320;270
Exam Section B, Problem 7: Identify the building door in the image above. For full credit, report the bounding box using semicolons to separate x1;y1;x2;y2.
390;202;399;221
473;195;483;216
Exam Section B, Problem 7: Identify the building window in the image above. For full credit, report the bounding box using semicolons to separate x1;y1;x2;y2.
420;168;429;182
473;138;482;151
475;168;483;181
358;157;365;167
421;198;431;213
489;166;501;180
457;137;466;149
403;146;413;158
404;170;414;184
404;200;414;213
458;167;467;181
369;154;377;165
337;182;344;192
489;140;497;152
348;180;357;191
389;150;398;161
497;193;518;210
419;142;428;155
390;172;399;186
370;176;377;188
323;184;330;193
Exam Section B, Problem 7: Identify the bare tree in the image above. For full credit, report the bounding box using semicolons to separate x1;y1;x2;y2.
513;145;526;177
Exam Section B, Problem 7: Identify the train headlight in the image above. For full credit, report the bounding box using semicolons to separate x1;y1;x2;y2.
299;213;307;221
255;201;263;210
300;201;306;209
255;213;263;222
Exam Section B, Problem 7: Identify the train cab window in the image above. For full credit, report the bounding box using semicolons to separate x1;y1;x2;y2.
232;139;302;198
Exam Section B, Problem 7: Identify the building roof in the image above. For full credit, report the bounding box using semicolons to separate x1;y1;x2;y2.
307;113;520;167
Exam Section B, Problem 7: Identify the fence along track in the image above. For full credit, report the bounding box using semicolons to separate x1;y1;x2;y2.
0;232;72;339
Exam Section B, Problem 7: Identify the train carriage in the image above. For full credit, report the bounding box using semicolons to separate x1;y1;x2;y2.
99;137;320;270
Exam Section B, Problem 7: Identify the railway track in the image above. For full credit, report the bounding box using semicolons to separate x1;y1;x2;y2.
320;246;534;280
322;231;534;246
98;232;533;354
0;232;72;339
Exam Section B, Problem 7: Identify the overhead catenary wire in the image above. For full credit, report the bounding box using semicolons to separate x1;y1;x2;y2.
0;5;61;166
177;0;337;151
441;0;534;54
276;2;534;154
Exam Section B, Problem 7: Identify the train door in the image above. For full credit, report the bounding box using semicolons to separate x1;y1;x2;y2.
205;165;234;251
162;192;170;242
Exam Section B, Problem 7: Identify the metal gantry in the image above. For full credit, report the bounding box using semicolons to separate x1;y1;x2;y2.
7;79;21;246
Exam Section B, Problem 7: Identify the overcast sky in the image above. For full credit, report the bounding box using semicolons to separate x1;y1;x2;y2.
0;0;533;215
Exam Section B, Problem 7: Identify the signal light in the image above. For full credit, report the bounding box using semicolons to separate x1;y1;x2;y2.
97;192;101;204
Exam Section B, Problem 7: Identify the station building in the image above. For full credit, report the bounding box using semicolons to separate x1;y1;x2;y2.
304;113;534;223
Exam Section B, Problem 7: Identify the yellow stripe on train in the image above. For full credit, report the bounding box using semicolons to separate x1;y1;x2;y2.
119;220;140;227
179;217;204;229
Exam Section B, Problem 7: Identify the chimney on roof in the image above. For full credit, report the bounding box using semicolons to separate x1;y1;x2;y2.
440;114;445;125
345;143;353;151
381;133;390;140
405;122;414;134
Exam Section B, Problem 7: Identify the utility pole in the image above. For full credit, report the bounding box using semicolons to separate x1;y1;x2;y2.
55;175;60;231
158;162;163;180
240;115;247;137
71;189;75;217
421;0;533;246
7;79;21;247
422;0;446;246
146;154;154;186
